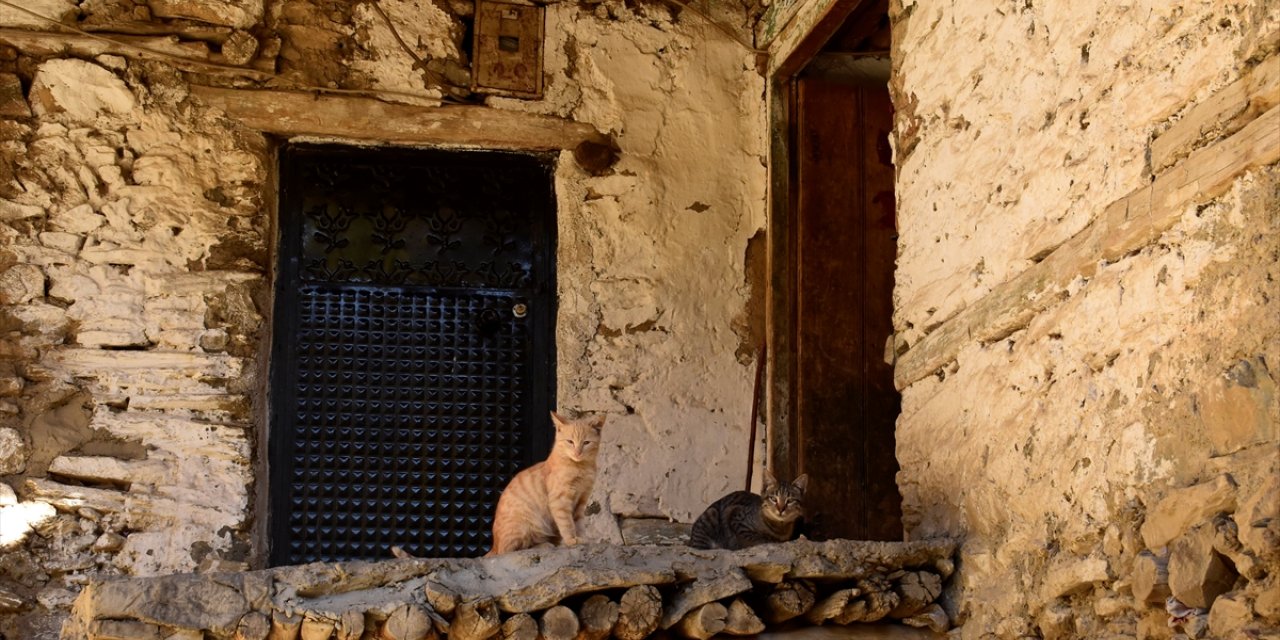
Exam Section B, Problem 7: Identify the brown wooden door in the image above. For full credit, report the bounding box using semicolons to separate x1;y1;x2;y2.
793;75;902;541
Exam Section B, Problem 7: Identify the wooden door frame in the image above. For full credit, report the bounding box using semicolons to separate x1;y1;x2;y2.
764;0;876;481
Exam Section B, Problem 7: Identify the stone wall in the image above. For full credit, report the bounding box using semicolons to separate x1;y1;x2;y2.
0;1;768;636
888;0;1279;637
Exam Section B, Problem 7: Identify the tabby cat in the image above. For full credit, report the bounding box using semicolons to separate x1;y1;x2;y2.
688;470;808;550
486;411;606;556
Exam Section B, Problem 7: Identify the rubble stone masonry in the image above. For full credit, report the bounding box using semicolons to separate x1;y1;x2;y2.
888;0;1279;637
0;1;767;636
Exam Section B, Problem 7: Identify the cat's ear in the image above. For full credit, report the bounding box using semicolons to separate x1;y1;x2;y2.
589;415;605;432
792;474;809;493
550;411;567;431
763;468;778;491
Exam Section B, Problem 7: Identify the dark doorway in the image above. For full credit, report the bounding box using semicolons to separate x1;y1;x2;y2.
269;144;556;564
772;0;902;541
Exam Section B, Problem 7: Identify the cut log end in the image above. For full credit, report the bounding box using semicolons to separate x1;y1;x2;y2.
615;585;663;640
674;602;727;640
762;579;816;624
722;599;765;636
539;605;580;640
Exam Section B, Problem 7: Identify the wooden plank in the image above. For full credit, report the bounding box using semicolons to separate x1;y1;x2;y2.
795;77;901;541
894;103;1280;390
190;86;611;152
1151;54;1280;172
0;27;269;79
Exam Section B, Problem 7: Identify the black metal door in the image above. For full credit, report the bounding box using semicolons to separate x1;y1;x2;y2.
270;144;556;564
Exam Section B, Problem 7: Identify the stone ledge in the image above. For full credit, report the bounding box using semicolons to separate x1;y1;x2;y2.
64;538;958;639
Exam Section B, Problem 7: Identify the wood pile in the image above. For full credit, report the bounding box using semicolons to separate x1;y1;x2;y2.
66;538;957;639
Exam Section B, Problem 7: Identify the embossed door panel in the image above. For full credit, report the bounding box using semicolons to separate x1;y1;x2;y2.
270;145;555;564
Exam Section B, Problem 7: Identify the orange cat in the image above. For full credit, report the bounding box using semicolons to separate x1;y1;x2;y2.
486;411;606;556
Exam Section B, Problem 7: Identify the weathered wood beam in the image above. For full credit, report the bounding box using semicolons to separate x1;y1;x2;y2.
0;27;270;79
190;86;614;155
1152;53;1280;172
894;102;1280;389
659;568;753;629
80;21;234;43
71;538;958;640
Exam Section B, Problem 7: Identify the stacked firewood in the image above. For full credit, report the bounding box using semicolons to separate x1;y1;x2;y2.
70;538;957;640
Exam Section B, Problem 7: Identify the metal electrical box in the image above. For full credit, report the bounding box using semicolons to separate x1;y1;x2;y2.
472;0;545;98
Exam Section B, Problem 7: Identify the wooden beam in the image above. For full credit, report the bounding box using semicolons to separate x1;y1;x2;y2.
1151;53;1280;172
894;103;1280;389
766;0;867;79
190;86;612;153
0;27;270;79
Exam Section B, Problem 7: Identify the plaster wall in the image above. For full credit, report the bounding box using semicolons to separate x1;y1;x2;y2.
0;1;767;635
889;0;1279;636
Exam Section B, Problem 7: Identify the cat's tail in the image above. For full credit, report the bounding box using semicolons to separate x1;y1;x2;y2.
389;545;415;559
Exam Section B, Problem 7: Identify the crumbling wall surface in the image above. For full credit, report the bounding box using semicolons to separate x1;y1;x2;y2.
541;3;768;531
890;0;1279;638
0;53;269;639
0;0;767;636
0;53;270;640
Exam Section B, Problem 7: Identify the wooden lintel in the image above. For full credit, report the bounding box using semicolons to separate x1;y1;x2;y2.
894;103;1280;390
190;86;612;153
1151;53;1280;172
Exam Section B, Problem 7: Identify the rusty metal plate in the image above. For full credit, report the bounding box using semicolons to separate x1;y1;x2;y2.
472;0;544;98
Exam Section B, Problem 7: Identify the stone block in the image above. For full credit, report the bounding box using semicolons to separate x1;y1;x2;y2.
92;532;125;553
1041;555;1110;600
0;73;30;119
91;619;165;640
0;426;25;475
0;0;76;28
0;263;44;305
1141;474;1238;550
618;517;690;545
1199;357;1278;455
29;59;136;122
0;198;42;222
0;585;20;613
0;482;15;506
1235;473;1280;560
1208;591;1254;638
1257;578;1280;622
1169;523;1239;609
0;375;21;397
0;500;57;550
